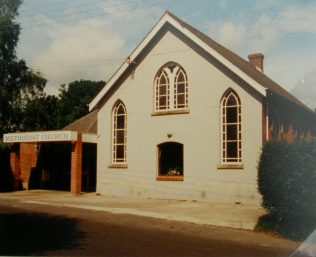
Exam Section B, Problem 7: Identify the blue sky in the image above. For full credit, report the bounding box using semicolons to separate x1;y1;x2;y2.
16;0;316;109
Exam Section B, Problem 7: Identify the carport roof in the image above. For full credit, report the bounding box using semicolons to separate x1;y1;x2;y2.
63;109;98;134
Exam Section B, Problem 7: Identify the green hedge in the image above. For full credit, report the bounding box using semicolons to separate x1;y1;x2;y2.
0;142;14;192
257;140;316;240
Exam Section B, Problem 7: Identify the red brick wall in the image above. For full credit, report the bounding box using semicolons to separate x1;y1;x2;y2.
19;143;38;189
71;132;82;195
9;145;20;189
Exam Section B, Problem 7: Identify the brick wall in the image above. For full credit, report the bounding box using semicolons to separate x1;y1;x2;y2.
19;143;38;189
70;132;82;195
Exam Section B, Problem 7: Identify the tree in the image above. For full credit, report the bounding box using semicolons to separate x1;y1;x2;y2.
22;95;58;131
0;0;47;136
55;80;104;129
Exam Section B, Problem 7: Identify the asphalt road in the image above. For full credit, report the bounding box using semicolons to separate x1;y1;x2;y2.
0;199;298;257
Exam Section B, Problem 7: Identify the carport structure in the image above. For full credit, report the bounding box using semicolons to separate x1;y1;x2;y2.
3;110;98;195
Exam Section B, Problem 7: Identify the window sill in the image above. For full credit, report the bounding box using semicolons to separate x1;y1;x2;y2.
156;175;184;181
217;163;244;169
108;163;128;169
151;108;190;116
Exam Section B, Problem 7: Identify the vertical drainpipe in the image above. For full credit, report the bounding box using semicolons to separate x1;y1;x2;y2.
266;92;269;142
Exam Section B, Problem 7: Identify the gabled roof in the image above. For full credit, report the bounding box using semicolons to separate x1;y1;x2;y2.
63;109;98;134
89;11;311;112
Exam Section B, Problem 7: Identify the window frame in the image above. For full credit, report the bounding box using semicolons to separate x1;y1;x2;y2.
156;142;184;181
174;68;188;109
155;69;170;111
153;63;189;114
219;90;243;168
111;101;127;166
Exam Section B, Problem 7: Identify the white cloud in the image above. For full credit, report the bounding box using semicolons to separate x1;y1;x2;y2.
17;0;163;95
291;70;316;110
208;21;247;50
205;1;316;98
207;2;316;53
29;18;125;95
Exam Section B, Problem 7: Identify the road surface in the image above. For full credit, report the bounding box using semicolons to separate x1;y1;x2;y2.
0;198;298;256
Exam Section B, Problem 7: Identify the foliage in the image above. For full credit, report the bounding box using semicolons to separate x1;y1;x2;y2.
0;0;47;135
257;140;316;240
21;94;58;131
55;80;104;129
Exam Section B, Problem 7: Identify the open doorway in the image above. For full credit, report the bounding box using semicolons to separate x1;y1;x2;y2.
158;142;183;176
82;143;96;192
29;143;71;190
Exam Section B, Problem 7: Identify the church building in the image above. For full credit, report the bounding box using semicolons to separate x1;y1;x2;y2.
88;12;316;205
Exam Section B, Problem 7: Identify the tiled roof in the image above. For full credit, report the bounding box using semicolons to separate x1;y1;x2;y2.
165;11;311;111
63;109;97;134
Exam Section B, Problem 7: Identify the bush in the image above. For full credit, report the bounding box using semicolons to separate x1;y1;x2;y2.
257;140;316;240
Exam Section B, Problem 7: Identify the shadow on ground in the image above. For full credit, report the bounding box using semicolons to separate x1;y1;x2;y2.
0;212;84;256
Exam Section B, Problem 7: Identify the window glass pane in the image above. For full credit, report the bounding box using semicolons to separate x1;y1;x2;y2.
177;71;185;82
117;105;125;115
159;85;166;95
159;74;166;84
226;107;237;123
159;96;167;107
227;142;237;158
227;95;237;106
116;130;125;143
116;145;125;159
117;115;125;129
177;94;185;106
227;125;237;140
177;83;185;93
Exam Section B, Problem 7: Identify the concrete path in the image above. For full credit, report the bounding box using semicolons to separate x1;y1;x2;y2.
0;190;266;230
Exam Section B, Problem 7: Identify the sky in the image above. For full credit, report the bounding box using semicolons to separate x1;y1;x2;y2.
16;0;316;110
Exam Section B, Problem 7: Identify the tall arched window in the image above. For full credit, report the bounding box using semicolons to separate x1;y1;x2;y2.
154;63;188;111
155;70;170;110
174;68;188;109
221;90;242;163
112;101;127;163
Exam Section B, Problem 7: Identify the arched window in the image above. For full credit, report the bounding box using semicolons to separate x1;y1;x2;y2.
155;70;170;110
221;90;242;163
112;101;127;163
174;68;188;109
154;63;188;111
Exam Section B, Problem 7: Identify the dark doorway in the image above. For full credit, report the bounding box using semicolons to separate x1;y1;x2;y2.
158;142;183;176
82;143;97;192
28;142;97;192
29;143;71;190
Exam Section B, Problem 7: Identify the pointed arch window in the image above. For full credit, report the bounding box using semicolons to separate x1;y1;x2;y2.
112;101;127;163
155;70;170;110
174;68;188;109
154;63;188;113
221;90;242;164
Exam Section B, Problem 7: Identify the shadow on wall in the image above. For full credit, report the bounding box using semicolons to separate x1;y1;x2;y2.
0;145;15;192
0;212;85;256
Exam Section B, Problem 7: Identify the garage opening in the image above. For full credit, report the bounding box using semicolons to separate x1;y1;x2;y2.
28;142;96;192
29;143;71;190
158;142;183;177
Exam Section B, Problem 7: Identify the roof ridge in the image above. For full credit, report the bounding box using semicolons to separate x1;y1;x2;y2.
165;11;312;112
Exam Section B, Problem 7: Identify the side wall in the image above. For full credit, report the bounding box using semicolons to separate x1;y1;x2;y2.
97;27;263;205
20;143;38;189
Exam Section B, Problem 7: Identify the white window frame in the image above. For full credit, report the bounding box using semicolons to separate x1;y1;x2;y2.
155;69;170;110
220;90;242;164
154;63;188;112
112;101;127;164
174;68;188;109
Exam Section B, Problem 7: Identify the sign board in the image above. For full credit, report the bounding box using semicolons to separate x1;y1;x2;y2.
3;131;78;143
